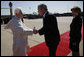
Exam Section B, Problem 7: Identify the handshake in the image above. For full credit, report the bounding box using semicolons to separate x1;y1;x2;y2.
33;27;38;34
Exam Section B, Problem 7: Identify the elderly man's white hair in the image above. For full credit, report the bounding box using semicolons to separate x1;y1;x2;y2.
14;7;22;14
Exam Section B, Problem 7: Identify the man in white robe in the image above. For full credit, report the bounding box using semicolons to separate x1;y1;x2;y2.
5;8;33;56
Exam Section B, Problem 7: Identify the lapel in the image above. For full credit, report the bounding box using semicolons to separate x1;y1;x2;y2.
44;11;49;18
43;11;49;26
43;11;49;21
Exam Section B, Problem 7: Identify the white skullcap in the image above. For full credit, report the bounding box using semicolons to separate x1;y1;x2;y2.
14;7;22;14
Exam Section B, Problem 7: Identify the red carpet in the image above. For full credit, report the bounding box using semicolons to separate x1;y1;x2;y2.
27;26;83;56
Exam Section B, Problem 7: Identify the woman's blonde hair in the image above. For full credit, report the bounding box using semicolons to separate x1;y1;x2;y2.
71;6;81;15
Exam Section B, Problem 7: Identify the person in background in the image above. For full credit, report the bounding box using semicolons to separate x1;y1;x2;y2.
69;6;82;56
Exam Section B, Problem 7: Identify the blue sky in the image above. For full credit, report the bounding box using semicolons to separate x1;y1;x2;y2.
1;1;83;15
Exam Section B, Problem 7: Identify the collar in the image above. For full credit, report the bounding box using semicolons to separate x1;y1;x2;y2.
15;16;22;21
73;15;80;19
43;11;47;18
15;16;23;22
15;16;20;20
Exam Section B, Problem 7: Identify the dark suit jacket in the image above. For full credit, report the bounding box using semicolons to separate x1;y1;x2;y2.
70;15;82;43
38;11;60;47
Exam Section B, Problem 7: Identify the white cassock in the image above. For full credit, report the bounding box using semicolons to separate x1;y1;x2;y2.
5;16;33;56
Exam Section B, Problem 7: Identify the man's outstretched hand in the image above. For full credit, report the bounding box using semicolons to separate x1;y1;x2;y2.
33;27;38;34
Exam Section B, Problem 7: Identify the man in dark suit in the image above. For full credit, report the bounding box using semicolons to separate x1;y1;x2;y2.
33;4;60;56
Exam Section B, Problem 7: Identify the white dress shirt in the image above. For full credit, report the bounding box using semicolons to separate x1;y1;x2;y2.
43;11;47;18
